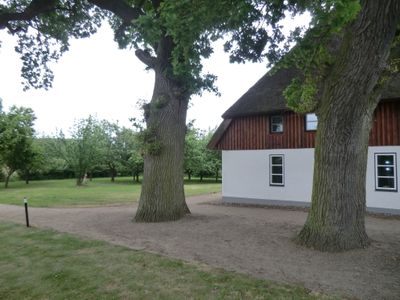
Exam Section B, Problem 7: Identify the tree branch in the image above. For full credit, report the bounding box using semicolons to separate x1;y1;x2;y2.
1;0;145;30
367;41;400;105
135;49;158;69
87;0;144;23
0;0;57;30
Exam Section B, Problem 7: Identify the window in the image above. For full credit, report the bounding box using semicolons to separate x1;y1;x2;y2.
375;153;397;191
305;113;318;131
270;155;284;186
270;115;283;133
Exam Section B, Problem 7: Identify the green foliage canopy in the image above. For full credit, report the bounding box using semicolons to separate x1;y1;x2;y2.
0;0;264;96
0;0;103;90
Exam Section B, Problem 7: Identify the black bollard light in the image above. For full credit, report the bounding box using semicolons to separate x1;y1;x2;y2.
24;197;30;227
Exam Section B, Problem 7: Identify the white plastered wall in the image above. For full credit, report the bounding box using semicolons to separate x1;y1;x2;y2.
222;146;400;211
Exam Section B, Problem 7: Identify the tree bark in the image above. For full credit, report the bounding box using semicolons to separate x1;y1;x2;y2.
3;167;14;188
76;172;85;186
134;58;190;222
4;173;11;188
298;0;400;251
111;169;116;182
109;164;117;182
76;177;83;186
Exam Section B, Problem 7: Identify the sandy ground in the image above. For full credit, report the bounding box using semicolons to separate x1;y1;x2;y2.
0;193;399;299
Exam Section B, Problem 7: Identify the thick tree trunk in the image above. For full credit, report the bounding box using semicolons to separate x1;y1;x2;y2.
134;68;190;222
298;0;399;251
298;96;375;251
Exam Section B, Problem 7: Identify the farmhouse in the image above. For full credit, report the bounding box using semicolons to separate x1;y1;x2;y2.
208;68;400;214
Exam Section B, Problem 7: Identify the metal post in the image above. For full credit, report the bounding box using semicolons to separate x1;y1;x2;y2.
24;197;30;227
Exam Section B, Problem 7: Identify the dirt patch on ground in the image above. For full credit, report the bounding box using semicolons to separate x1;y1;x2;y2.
1;193;399;299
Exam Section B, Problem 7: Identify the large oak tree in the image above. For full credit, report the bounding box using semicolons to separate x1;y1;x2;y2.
297;0;399;251
0;0;262;221
228;0;400;251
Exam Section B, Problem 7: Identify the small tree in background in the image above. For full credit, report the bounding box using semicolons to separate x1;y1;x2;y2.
36;137;73;179
128;150;144;183
116;126;144;183
0;106;36;188
19;140;45;184
58;116;106;186
196;129;221;182
101;121;121;182
184;124;221;182
184;122;202;181
203;130;221;182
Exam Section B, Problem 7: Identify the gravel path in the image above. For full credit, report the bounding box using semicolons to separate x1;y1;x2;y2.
1;193;399;299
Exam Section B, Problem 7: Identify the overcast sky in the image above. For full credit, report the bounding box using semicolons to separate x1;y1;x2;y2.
0;15;309;136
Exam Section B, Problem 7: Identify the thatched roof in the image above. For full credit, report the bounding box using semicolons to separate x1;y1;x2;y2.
222;68;295;118
222;69;400;119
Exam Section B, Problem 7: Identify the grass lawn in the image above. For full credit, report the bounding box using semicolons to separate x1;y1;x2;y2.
0;177;221;207
0;222;328;300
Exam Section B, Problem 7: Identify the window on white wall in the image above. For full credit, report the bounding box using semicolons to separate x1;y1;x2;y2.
270;154;284;186
375;153;397;191
305;113;318;131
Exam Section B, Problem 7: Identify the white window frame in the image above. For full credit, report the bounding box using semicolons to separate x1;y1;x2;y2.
270;115;283;133
374;153;397;192
305;113;318;131
269;154;284;186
